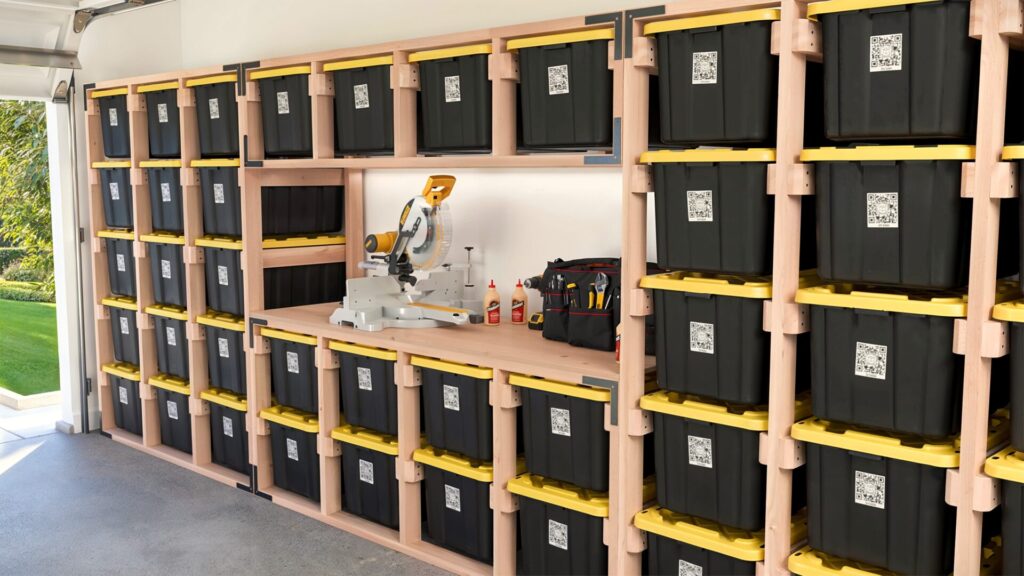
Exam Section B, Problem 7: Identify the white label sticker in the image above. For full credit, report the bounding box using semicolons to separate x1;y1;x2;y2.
217;265;229;286
218;337;230;358
866;192;899;229
689;321;714;355
286;437;299;461
109;181;120;201
166;325;177;347
353;83;370;109
548;519;568;550
116;254;126;273
119;316;130;335
357;366;373;391
679;559;703;576
692;51;718;85
161;259;172;279
550;407;571;437
687;435;713;469
444;75;462;103
855;342;888;380
222;415;234;437
157;102;169;124
213;183;225;204
167;400;179;420
445;484;462;512
854;470;886;509
108;107;119;127
442;384;460;412
359;459;374;484
286;350;300;374
160;181;172;203
869;34;902;72
208;97;221;120
686;190;713;222
119;385;128;405
547;64;569;95
276;91;290;115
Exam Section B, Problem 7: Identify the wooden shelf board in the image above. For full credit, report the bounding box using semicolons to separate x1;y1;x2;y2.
259;485;322;517
252;302;646;384
104;427;144;448
255;153;617;170
193;461;251;490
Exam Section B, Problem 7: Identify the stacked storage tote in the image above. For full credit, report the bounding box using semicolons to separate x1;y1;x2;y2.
326;55;394;156
260;404;320;502
410;44;492;153
331;424;401;529
102;362;143;436
201;387;249;475
252;66;313;158
990;299;1024;573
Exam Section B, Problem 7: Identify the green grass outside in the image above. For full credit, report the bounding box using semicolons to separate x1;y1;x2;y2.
0;298;59;395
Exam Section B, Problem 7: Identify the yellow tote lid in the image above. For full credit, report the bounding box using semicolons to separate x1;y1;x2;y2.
260;405;318;433
191;158;240;168
185;73;237;87
92;160;131;169
411;356;493;380
324;55;394;72
250;65;312;80
144;304;188;321
197;311;245;332
635;506;807;562
139;159;182;168
641;148;775;164
196;235;242;250
509;373;610;403
509;473;611;518
101;362;140;381
140;231;186;245
640;390;811;432
639;270;821;300
986;446;1024;484
408;43;492;63
506;29;614;51
137;81;179;94
412;446;512;482
329;340;398;361
1003;146;1024;160
90;87;128;98
807;0;943;17
201;388;247;412
800;145;975;162
645;9;780;35
795;282;1018;318
792;410;1009;468
789;546;896;576
102;296;138;311
994;299;1024;323
262;234;346;250
149;373;190;396
261;327;317;346
97;229;134;240
331;423;399;456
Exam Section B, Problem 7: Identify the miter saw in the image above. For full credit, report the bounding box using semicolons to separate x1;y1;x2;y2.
329;175;475;332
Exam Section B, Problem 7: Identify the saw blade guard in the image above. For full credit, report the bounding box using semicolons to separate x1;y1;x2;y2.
407;197;452;270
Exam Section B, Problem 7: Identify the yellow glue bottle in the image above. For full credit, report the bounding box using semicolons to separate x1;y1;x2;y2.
484;280;501;326
511;279;528;325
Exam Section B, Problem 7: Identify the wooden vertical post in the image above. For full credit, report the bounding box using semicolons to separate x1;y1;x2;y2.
318;341;343;515
311;64;336;160
490;39;518;157
393;51;418;158
490;368;519;575
344;168;365;280
395;353;423;545
249;325;274;489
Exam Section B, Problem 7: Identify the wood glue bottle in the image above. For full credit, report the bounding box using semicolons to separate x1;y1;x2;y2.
484;280;501;326
511;280;528;325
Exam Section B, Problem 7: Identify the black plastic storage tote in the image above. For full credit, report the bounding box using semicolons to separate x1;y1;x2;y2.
415;357;494;460
261;185;344;236
410;44;492;153
262;405;320;501
104;296;139;366
152;375;192;454
202;388;249;475
101;231;136;299
332;424;400;529
193;159;242;238
197;237;243;316
263;262;345;310
253;66;313;158
326;55;394;156
265;328;318;414
197;311;247;396
103;363;142;435
138;81;181;158
147;304;189;380
333;341;398;435
92;88;130;159
142;160;184;234
96;161;134;229
144;233;187;308
187;73;240;158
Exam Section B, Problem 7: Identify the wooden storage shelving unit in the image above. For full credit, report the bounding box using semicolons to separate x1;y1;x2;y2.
83;1;1024;574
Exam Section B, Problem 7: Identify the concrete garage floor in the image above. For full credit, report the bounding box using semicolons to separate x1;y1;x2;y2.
0;433;449;576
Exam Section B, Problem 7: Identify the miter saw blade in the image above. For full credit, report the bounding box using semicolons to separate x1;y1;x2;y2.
406;198;452;270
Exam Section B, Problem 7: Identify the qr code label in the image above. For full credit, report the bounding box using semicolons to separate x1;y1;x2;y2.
222;416;234;437
359;459;374;484
679;559;703;576
443;384;460;412
119;316;130;335
353;84;370;109
869;34;902;72
208;97;220;120
550;407;571;437
161;259;172;279
276;91;290;115
866;192;899;229
286;438;299;461
854;342;888;380
217;265;229;286
119;386;128;405
166;325;177;347
213;183;225;204
548;519;568;550
286;351;300;374
357;366;373;391
157;102;169;124
161;182;172;203
116;254;126;272
445;484;462;512
444;75;462;103
167;400;179;420
692;51;718;85
689;322;714;355
854;470;886;509
109;181;120;201
548;64;570;95
686;190;713;222
108;107;118;127
687;435;713;469
218;337;230;358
